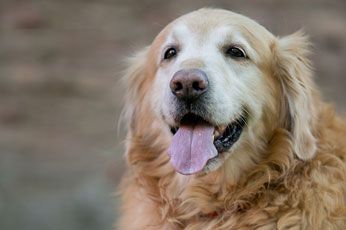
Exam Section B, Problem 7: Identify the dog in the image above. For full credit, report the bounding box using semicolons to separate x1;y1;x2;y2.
118;8;346;229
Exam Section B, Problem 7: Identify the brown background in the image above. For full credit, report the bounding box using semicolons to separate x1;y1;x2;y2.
0;0;345;229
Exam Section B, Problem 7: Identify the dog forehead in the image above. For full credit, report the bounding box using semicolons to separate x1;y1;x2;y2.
166;23;257;63
166;11;267;48
151;9;275;65
172;9;261;34
170;22;238;44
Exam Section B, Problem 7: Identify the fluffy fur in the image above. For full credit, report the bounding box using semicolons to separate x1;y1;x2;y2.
118;9;346;229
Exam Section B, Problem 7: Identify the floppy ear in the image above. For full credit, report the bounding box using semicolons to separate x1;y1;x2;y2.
121;47;150;132
273;31;317;160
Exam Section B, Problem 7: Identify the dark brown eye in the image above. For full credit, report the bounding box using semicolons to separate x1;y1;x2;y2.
225;46;246;59
164;47;177;60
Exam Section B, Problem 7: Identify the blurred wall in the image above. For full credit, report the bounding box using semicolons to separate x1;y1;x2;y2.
0;0;345;230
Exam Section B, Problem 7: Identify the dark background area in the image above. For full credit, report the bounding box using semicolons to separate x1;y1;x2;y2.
0;0;345;229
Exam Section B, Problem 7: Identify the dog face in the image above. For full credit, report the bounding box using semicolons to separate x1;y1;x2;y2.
125;9;317;176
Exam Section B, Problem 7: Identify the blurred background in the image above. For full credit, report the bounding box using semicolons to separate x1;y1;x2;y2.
0;0;345;229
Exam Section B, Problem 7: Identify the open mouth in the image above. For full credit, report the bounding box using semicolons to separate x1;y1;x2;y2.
168;113;246;175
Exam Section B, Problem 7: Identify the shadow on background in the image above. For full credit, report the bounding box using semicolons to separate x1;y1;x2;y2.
0;0;345;229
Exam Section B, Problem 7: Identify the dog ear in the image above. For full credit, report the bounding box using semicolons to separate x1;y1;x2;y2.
121;47;150;132
273;31;317;160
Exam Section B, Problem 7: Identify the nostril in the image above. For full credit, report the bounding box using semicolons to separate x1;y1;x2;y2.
192;81;204;91
174;82;183;92
192;81;199;90
192;79;208;92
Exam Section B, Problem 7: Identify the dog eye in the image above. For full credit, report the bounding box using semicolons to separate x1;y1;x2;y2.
163;47;177;60
225;46;246;59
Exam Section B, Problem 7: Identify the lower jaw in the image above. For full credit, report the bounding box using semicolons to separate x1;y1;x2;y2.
210;118;247;172
201;136;247;174
202;146;233;173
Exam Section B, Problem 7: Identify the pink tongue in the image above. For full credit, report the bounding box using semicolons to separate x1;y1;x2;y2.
168;121;217;175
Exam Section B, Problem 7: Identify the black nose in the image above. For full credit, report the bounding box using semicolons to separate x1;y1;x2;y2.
170;69;209;101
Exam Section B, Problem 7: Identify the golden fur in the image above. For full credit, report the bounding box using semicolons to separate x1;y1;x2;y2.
118;9;346;229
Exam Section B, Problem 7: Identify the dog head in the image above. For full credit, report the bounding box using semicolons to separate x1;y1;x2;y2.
124;9;317;176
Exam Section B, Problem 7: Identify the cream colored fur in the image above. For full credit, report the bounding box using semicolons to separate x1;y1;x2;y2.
118;9;346;229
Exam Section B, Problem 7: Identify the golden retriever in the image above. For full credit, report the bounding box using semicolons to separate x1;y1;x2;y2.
118;8;346;229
